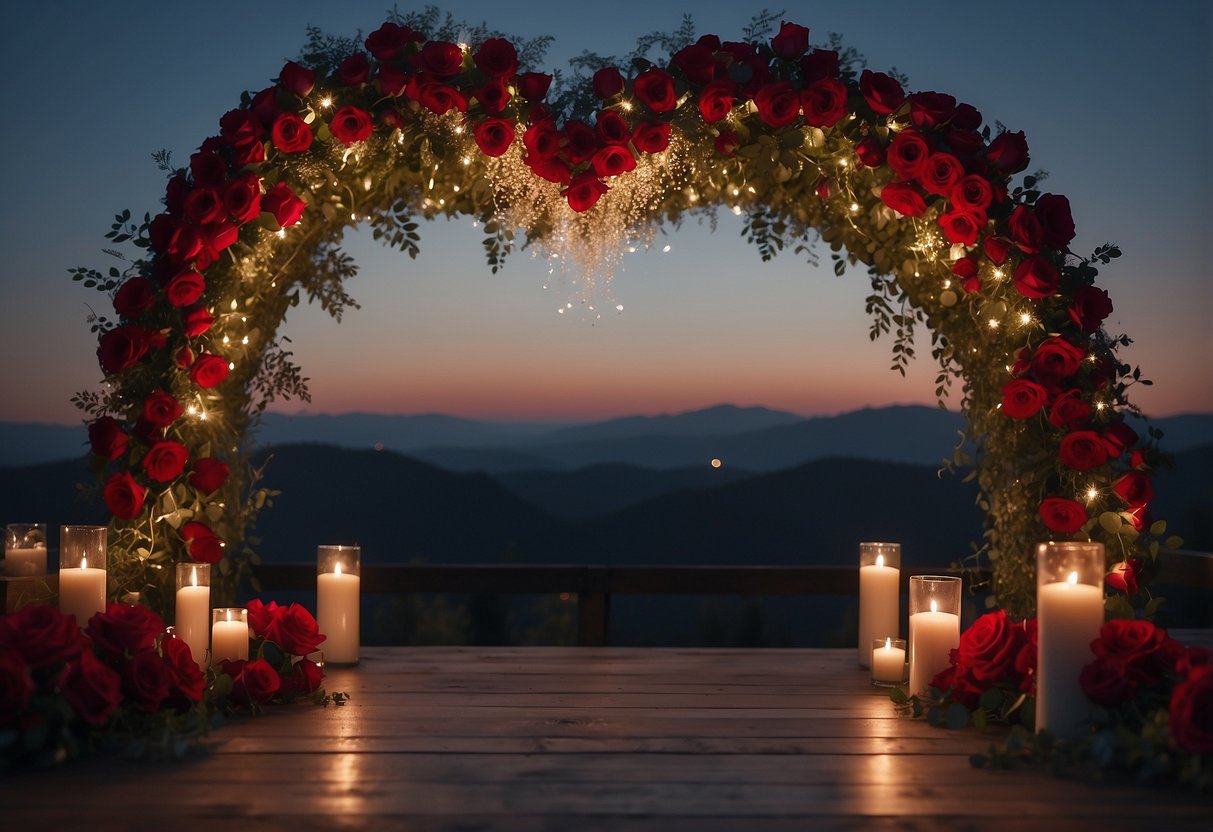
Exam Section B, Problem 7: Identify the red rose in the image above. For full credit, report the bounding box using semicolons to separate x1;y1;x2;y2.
0;649;33;722
473;38;517;79
591;145;636;178
1031;336;1085;387
224;657;281;705
1170;666;1213;753
951;175;993;213
277;61;314;96
278;659;325;700
596;111;631;146
922;153;964;196
338;52;370;86
698;80;735;124
800;50;839;84
929;661;985;709
1039;497;1087;533
415;80;468;115
189;148;226;188
859;70;904;115
523;121;559;160
104;471;147;520
59;651;122;725
952;255;980;293
632;67;677;113
144;390;183;427
183;187;224;226
880;182;927;218
1048;389;1092;430
714;130;739;157
246;599;280;639
123;648;174;712
160;633;205;704
141;440;189;483
673;43;717;85
88;416;129;460
1068;286;1113;334
1059;430;1108;472
113;276;156;318
203;219;238;254
1178;647;1213;676
1101;421;1138;458
222;173;262;225
189;457;229;494
561;172;609;212
593;67;625;99
414;41;463;77
800;79;847;128
1001;379;1048;419
473;117;515;157
262;183;306;227
986;130;1029;173
632;122;671;154
97;324;151;374
525;156;571;184
938;211;983;245
1080;655;1136;706
888;130;931;180
377;64;410;97
190;353;230;388
770;21;809;58
0;604;88;668
1034;193;1075;250
229;135;265;166
164;269;206;308
219;108;264;146
330;106;373;146
908;91;956;130
560;120;598;164
754;82;801;128
364;22;422;61
181;521;223;564
1013;255;1060;299
516;72;552;101
983;235;1011;265
474;79;510;114
1106;558;1144;595
182;305;215;337
271;112;313;154
957;610;1026;685
854;136;885;168
265;603;326;656
1113;471;1154;505
1090;618;1182;691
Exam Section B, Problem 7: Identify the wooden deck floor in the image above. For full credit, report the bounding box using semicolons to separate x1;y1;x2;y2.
3;647;1210;830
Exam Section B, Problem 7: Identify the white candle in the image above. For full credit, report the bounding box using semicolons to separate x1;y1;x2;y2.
908;600;960;694
176;568;211;668
58;557;107;627
858;554;900;668
5;546;47;577
317;563;360;664
211;612;249;664
1037;573;1104;736
872;637;907;684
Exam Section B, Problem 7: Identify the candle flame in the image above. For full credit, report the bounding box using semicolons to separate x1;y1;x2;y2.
1067;571;1079;585
81;556;88;570
885;637;892;650
191;566;198;588
335;562;343;576
226;609;232;623
875;554;885;568
930;599;938;613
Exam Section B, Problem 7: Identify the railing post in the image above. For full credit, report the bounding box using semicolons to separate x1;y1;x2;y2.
577;567;611;646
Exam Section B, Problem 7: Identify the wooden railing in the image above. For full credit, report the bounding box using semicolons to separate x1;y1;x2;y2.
252;549;1212;646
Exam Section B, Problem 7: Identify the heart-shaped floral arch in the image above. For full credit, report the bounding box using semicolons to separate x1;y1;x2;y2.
76;13;1171;620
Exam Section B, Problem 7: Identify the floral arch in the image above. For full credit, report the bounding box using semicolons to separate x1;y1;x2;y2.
76;13;1171;620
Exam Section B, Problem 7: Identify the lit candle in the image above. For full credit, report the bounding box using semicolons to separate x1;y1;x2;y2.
858;542;901;668
176;563;211;668
317;545;360;665
5;546;47;577
871;637;907;686
908;575;962;695
211;607;249;664
1037;541;1105;738
58;555;108;627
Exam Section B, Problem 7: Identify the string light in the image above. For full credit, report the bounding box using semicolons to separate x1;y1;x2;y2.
320;97;332;108
1085;486;1099;502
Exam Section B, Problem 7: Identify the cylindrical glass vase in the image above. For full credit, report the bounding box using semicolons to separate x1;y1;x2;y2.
907;575;961;695
1036;541;1105;737
317;544;361;665
5;523;48;577
58;525;108;627
176;563;211;668
857;542;900;668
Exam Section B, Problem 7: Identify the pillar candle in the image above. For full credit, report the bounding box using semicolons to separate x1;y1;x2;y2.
858;549;900;668
317;562;360;664
1037;573;1104;736
872;637;907;685
176;566;211;668
211;609;249;664
5;546;47;577
58;557;107;627
908;601;960;695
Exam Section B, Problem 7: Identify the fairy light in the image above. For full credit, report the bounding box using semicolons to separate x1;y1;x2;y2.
222;335;230;345
320;96;332;108
461;156;472;166
620;100;633;112
849;202;860;213
1096;402;1107;411
276;229;286;238
942;279;952;289
1019;312;1033;325
987;318;1000;330
1085;486;1099;503
228;361;236;371
230;299;238;311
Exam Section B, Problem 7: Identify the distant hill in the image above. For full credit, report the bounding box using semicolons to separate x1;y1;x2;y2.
535;404;803;444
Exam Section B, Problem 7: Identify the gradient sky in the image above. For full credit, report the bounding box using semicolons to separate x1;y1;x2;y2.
2;1;1209;424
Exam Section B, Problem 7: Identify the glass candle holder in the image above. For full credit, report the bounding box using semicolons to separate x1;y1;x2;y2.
176;563;211;668
317;544;361;666
5;522;48;577
858;542;900;668
1036;541;1105;737
58;525;108;627
908;575;961;695
871;637;908;687
211;607;249;664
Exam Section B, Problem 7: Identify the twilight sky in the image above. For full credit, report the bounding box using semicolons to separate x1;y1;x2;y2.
2;1;1209;424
